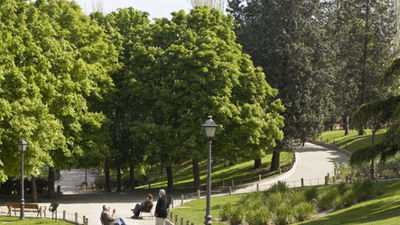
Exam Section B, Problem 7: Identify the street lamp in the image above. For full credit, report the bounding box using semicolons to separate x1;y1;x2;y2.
17;139;28;219
202;116;218;225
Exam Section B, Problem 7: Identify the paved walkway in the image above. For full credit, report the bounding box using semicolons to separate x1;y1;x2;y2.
0;142;349;225
233;142;349;193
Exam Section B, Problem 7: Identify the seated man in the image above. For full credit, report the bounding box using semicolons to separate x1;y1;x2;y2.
101;205;127;225
131;193;153;219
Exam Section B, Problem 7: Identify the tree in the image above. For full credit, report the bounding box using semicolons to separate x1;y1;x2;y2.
190;0;225;12
124;7;284;191
328;0;396;135
351;58;400;165
228;0;335;171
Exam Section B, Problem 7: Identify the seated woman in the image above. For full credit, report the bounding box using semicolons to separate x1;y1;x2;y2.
131;193;153;219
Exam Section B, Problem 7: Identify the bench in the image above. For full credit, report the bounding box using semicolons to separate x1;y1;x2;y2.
7;203;46;217
140;205;154;218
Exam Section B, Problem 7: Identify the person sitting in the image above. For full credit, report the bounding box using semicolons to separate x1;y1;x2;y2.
100;205;127;225
131;193;153;219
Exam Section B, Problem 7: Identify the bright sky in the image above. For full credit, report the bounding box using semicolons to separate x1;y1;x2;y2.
72;0;194;19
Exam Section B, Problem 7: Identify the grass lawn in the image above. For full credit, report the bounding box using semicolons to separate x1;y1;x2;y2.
0;216;72;224
297;181;400;225
137;152;293;189
171;194;244;225
317;129;386;153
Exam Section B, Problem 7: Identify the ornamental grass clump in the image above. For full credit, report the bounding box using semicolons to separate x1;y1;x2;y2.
228;205;245;225
246;208;270;225
304;186;318;202
272;205;294;225
293;202;314;221
268;181;289;194
352;179;374;202
219;202;232;221
317;187;339;211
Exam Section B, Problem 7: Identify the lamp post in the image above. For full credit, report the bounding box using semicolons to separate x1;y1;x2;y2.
17;139;28;219
202;116;218;225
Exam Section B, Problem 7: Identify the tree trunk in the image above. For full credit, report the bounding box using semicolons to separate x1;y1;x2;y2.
344;115;349;135
166;166;173;192
48;167;55;197
160;159;164;175
270;150;280;171
32;176;38;202
105;165;111;192
254;158;262;169
358;127;365;135
129;164;135;191
192;159;200;191
116;167;122;192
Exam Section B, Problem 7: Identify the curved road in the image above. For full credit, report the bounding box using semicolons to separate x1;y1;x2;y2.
0;142;349;225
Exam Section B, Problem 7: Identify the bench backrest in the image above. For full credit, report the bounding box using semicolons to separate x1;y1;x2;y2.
7;203;39;209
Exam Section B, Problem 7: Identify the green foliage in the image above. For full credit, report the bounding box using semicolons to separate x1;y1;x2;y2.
273;205;294;225
293;202;314;222
219;202;232;221
245;208;270;225
317;187;339;211
352;179;374;202
228;205;245;225
268;181;289;194
304;187;318;202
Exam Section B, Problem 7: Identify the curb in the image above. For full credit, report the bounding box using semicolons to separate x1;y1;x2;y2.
309;140;352;157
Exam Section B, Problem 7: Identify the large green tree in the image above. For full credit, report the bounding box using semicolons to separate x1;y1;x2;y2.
228;0;335;170
125;7;284;191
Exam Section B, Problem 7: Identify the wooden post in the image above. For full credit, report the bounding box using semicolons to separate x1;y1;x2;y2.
148;183;151;190
63;210;66;220
83;216;86;224
181;217;184;225
229;186;232;195
170;212;173;220
175;215;178;225
325;176;328;185
231;179;234;187
259;174;262;181
181;194;184;205
301;178;304;187
85;218;89;225
327;173;330;178
75;213;78;224
256;183;259;192
187;220;190;225
44;209;46;218
197;190;201;199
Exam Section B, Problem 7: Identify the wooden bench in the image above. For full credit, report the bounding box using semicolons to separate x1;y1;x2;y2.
7;203;46;217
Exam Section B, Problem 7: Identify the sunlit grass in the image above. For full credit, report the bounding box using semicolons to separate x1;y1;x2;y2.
0;216;72;224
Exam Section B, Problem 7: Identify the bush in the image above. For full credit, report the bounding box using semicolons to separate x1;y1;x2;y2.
304;186;318;202
266;192;285;212
352;179;374;202
293;202;314;221
336;182;348;195
246;208;270;225
272;205;294;225
289;191;306;207
317;187;339;211
341;189;356;207
268;181;289;194
228;205;245;225
219;202;232;221
243;192;264;210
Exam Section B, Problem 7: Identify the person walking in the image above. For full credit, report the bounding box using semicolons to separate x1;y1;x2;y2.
155;189;168;225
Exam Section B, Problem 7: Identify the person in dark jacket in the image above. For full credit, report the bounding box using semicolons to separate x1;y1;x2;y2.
155;189;168;225
131;193;153;219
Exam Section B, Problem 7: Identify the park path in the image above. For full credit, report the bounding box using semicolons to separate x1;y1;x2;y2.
233;142;350;194
0;142;349;225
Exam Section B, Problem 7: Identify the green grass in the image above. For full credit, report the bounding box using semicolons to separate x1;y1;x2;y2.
138;152;294;189
171;194;244;225
0;216;72;224
297;181;400;225
317;129;386;153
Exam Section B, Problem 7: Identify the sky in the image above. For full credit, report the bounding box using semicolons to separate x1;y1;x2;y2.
72;0;194;19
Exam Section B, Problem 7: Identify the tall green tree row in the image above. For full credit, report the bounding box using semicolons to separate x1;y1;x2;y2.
228;0;335;170
0;0;117;196
93;6;285;191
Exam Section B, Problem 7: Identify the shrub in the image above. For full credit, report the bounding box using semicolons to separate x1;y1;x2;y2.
304;186;318;202
293;202;314;221
317;187;339;211
272;205;294;225
336;182;348;195
246;208;270;225
268;181;289;194
352;179;374;202
289;191;306;207
219;202;232;221
243;192;264;210
229;205;245;225
266;192;285;212
341;189;356;207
